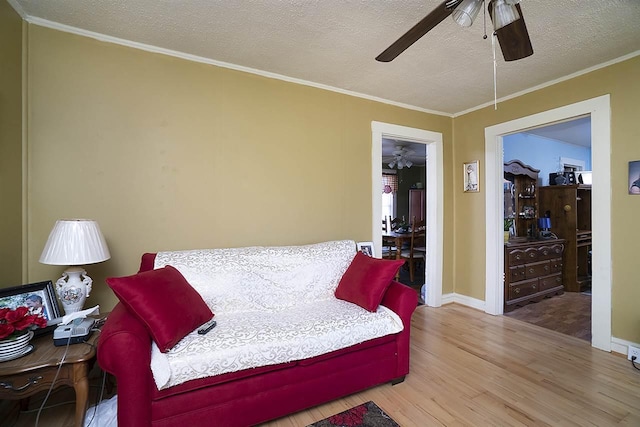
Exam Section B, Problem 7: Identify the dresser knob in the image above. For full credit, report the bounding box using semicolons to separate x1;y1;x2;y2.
515;288;520;294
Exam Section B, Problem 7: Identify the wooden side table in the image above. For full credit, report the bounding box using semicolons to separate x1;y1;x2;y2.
0;321;101;427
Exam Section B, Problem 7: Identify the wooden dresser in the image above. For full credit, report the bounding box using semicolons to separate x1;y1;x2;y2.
504;239;565;312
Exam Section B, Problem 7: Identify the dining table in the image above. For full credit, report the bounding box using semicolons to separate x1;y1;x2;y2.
382;229;426;280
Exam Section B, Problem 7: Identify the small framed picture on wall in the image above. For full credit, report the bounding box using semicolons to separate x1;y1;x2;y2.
464;160;479;193
629;161;640;195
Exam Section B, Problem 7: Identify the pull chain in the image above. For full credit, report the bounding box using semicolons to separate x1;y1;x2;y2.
492;32;498;110
482;0;498;110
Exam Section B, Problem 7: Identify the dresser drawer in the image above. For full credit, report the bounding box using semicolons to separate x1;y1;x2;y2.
549;258;563;274
538;243;564;260
508;278;539;300
508;265;526;282
524;260;551;279
539;274;563;291
507;248;527;266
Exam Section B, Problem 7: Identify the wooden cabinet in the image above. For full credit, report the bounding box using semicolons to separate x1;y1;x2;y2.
504;160;539;239
504;240;565;312
408;189;425;223
538;185;592;292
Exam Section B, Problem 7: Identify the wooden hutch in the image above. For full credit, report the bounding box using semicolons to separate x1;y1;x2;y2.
504;159;538;239
538;184;592;292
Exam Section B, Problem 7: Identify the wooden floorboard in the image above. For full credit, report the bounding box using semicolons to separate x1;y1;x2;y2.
504;292;592;341
266;304;639;427
3;304;638;426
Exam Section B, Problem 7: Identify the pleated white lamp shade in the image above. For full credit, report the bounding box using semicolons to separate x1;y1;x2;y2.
39;219;111;266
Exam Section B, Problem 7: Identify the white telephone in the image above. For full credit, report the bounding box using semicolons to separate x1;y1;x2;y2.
53;317;95;346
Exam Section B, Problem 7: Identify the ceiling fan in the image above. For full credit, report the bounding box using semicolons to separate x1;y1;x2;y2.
386;146;416;169
376;0;533;63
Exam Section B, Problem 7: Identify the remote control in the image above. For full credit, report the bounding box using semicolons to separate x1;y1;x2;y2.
198;319;217;335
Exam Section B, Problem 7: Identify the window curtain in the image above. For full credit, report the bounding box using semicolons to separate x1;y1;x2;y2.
382;173;398;193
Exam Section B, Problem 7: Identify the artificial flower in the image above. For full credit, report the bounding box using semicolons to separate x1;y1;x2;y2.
0;306;47;340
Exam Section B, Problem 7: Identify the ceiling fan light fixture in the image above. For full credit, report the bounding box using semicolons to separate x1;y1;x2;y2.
388;161;396;168
452;0;483;27
490;0;520;30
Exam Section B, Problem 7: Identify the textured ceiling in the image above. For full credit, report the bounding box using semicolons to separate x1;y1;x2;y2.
9;0;640;115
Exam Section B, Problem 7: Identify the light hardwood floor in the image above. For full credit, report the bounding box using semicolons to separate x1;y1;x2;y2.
3;304;639;426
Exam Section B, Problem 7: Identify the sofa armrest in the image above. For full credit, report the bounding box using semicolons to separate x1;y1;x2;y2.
381;280;418;322
97;303;153;427
381;281;418;377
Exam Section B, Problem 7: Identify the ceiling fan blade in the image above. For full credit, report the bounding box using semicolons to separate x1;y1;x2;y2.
375;0;459;62
491;3;533;61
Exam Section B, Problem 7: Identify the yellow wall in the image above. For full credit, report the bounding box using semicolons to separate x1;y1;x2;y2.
0;1;23;286
8;19;639;344
23;25;453;310
453;56;640;343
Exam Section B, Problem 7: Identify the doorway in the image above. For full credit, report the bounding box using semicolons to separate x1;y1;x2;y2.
483;95;612;351
502;117;592;341
371;122;444;307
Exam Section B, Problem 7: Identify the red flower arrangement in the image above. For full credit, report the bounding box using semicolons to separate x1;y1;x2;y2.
0;306;47;340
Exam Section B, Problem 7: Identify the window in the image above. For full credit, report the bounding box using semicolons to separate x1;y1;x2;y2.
382;172;397;223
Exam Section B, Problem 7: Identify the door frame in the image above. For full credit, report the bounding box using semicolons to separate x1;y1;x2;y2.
483;95;612;351
371;121;444;307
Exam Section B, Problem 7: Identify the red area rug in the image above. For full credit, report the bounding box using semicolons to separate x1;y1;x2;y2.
306;401;400;427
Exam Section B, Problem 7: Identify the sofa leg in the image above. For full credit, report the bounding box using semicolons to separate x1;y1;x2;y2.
391;376;406;385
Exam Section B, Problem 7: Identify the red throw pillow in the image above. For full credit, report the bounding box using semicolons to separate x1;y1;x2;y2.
335;252;404;312
106;265;213;352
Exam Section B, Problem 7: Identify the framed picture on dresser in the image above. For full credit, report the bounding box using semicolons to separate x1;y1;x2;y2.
356;242;375;257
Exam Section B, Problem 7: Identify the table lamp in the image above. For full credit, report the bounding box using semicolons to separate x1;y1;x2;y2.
538;217;553;239
39;219;111;315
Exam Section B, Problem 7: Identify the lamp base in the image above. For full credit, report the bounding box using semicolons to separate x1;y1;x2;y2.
55;266;93;315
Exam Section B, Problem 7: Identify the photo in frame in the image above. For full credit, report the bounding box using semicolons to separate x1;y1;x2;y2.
356;241;375;257
0;281;61;335
464;160;479;192
629;160;640;195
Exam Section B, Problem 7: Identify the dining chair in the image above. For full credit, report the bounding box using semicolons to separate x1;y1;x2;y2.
382;216;397;259
398;217;425;283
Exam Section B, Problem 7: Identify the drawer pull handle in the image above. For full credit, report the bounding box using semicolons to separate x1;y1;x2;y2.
515;288;520;294
532;284;537;289
0;376;43;392
544;265;550;271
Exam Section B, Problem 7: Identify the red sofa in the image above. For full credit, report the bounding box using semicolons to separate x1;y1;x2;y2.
98;251;418;427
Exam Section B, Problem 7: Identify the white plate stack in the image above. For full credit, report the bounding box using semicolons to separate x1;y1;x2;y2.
0;330;34;362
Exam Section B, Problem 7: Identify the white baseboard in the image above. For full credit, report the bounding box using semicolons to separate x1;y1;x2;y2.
441;293;485;311
611;337;640;357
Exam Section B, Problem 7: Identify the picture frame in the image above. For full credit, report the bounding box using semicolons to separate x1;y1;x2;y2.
0;280;61;335
629;160;640;195
356;241;375;257
464;160;479;193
